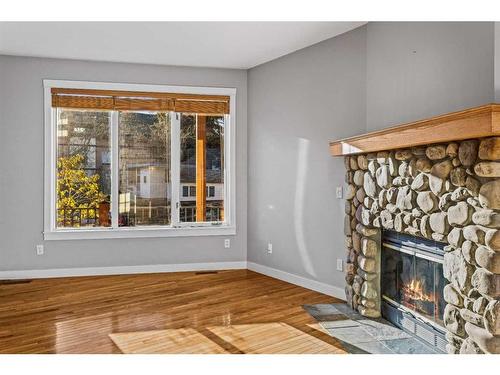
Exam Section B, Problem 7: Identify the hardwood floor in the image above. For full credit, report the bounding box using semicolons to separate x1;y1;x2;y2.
0;269;347;354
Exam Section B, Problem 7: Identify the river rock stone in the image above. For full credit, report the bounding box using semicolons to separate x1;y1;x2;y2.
443;284;464;307
439;192;454;211
345;184;356;200
357;154;368;170
473;296;490;315
416;191;438;214
465;176;481;196
484;300;500;336
474;161;500;178
461;240;477;265
361;238;377;258
376;151;390;164
367;160;378;177
410;173;429;191
356;223;378;237
358;255;376;273
344;215;352;236
356;187;366;203
420;215;432;238
375;165;391;189
360;298;377;309
444;249;473;292
352;277;362;295
448;201;473;227
380;210;394;230
398;161;409;177
472;209;500;228
463;225;485;245
460;308;484;326
478;137;500;160
360;280;378;299
352;230;361;252
479;179;500;209
444;304;466;337
350;156;359;170
386;187;398;204
450;167;467;187
388;155;399;177
465;322;500;353
429;174;445;196
458;140;478;167
430;212;450;234
363;172;377;198
426;145;446;160
451;187;470;202
357;268;377;281
415;157;432;173
408;158;419;178
471;268;499;297
431;159;453;180
475;246;500;273
447;142;459;158
395;149;413;161
459;338;484;354
353;170;365;186
448;227;464;248
485;229;500;251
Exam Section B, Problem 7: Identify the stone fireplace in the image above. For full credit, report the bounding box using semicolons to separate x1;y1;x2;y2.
331;105;500;354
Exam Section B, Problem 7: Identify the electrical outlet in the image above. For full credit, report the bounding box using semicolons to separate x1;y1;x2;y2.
267;243;273;254
36;244;44;256
336;259;343;271
336;186;343;199
224;239;230;248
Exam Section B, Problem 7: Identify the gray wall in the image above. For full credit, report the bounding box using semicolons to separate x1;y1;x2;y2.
367;22;494;131
247;22;495;291
0;55;247;271
495;22;500;101
247;26;367;289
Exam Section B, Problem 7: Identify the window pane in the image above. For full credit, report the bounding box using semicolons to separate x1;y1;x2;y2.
56;109;111;228
118;112;171;226
179;114;224;223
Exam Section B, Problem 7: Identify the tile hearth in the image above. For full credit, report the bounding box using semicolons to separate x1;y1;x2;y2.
304;303;440;354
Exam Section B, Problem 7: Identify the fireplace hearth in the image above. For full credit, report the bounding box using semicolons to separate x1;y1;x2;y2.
381;231;447;352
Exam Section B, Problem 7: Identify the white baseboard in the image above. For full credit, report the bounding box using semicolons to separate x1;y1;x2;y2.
0;261;346;301
247;262;345;300
0;261;247;280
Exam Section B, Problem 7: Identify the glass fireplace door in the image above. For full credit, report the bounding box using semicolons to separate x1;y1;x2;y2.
382;244;445;328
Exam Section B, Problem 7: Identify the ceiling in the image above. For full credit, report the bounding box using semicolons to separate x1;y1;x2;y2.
0;22;365;69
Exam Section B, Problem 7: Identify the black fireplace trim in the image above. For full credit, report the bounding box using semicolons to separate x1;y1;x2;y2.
382;299;447;353
383;230;446;258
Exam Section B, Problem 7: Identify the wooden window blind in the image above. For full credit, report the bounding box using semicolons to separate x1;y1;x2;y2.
51;88;230;114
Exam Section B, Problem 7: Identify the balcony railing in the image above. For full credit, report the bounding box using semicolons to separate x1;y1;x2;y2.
57;205;223;228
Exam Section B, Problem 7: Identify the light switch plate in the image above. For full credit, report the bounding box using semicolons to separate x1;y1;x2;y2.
336;186;343;199
336;259;343;271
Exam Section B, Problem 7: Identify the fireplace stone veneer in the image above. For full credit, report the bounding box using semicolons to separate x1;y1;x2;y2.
343;138;500;354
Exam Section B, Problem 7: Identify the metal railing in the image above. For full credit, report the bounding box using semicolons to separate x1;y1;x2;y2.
57;207;101;227
57;205;223;228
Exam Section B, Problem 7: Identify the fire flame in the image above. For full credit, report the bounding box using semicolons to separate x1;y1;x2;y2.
403;279;433;302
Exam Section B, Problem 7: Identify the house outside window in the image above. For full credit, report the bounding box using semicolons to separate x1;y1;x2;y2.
44;80;235;240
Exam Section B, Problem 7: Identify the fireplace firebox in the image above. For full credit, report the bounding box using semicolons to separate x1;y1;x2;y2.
381;231;447;352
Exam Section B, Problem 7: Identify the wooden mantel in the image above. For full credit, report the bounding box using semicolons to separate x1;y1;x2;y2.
329;104;500;156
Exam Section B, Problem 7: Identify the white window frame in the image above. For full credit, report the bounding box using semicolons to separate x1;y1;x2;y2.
43;79;236;240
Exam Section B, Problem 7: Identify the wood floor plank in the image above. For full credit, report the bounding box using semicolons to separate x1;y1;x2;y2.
0;269;347;354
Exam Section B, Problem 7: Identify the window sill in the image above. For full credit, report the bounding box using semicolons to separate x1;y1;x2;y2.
43;225;236;241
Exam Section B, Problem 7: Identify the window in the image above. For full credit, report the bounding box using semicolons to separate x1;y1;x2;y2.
44;80;235;240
